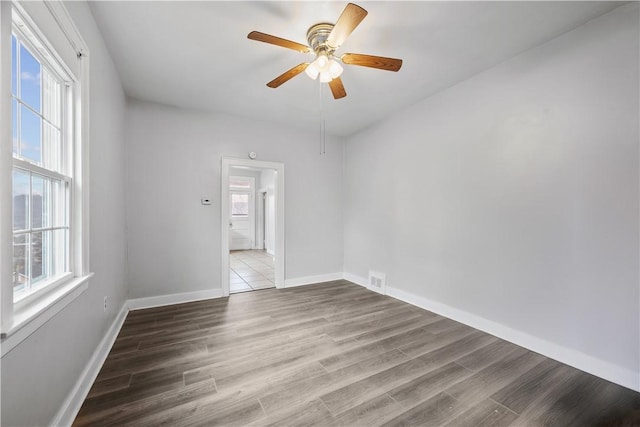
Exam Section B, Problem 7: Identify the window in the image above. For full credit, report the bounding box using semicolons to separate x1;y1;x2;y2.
11;19;72;303
231;193;249;216
1;2;89;349
229;178;251;189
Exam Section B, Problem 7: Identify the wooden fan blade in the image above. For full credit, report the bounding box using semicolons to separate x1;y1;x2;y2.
341;53;403;71
248;31;311;53
267;63;310;88
328;77;347;99
327;3;368;48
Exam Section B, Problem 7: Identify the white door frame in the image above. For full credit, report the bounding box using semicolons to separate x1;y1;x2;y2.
256;189;267;250
221;157;284;296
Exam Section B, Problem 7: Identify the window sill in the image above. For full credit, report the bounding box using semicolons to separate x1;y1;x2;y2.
1;273;93;357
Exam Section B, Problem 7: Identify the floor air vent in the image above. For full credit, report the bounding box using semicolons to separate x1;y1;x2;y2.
368;271;387;295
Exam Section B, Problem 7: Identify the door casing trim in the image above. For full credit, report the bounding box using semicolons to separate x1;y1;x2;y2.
221;157;285;296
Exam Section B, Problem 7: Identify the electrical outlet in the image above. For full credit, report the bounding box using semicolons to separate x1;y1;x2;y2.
103;296;107;312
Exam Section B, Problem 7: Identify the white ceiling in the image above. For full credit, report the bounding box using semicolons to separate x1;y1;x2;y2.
89;1;624;137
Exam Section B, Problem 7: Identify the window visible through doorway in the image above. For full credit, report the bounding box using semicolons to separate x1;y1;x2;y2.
231;193;249;216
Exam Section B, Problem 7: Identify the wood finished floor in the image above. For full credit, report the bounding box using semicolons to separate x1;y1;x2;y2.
73;281;639;427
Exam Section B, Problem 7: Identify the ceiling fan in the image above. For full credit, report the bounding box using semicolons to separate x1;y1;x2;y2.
247;3;403;100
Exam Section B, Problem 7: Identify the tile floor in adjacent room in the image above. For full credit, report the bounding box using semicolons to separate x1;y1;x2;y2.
229;249;275;293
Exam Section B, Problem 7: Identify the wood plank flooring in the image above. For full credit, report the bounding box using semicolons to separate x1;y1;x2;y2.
73;281;639;426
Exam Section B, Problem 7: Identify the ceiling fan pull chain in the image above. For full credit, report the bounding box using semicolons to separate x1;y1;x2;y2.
319;80;326;155
322;119;326;155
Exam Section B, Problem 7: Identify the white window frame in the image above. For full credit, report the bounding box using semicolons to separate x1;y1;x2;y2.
11;22;73;305
0;1;91;355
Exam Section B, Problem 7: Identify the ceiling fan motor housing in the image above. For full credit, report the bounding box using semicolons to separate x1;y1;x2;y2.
307;23;336;55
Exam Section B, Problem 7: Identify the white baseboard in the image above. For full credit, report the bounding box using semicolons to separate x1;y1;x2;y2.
51;302;129;427
342;272;368;287
383;285;639;392
285;272;344;288
128;288;224;311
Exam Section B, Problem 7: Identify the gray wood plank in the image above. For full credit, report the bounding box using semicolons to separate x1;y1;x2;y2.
445;347;547;406
387;362;473;409
383;392;465;427
444;398;517;427
331;393;405;426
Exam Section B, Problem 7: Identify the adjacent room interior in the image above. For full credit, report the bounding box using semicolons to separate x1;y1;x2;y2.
1;1;638;426
228;165;277;293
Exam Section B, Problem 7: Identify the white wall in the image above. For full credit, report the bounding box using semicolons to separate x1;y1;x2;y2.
125;101;343;299
344;4;639;389
0;2;128;426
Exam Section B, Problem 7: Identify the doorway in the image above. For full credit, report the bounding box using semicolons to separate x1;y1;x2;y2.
221;158;284;297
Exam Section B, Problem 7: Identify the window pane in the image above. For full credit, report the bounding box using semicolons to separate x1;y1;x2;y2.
43;122;62;172
231;194;249;216
30;230;44;283
42;67;61;127
20;105;42;164
13;233;28;294
11;35;17;96
12;98;18;155
13;169;30;231
19;43;41;112
31;174;51;229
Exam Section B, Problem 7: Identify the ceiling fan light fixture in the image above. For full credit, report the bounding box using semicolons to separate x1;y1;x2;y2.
329;59;343;79
305;62;320;79
319;71;333;83
316;54;329;69
306;55;343;82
